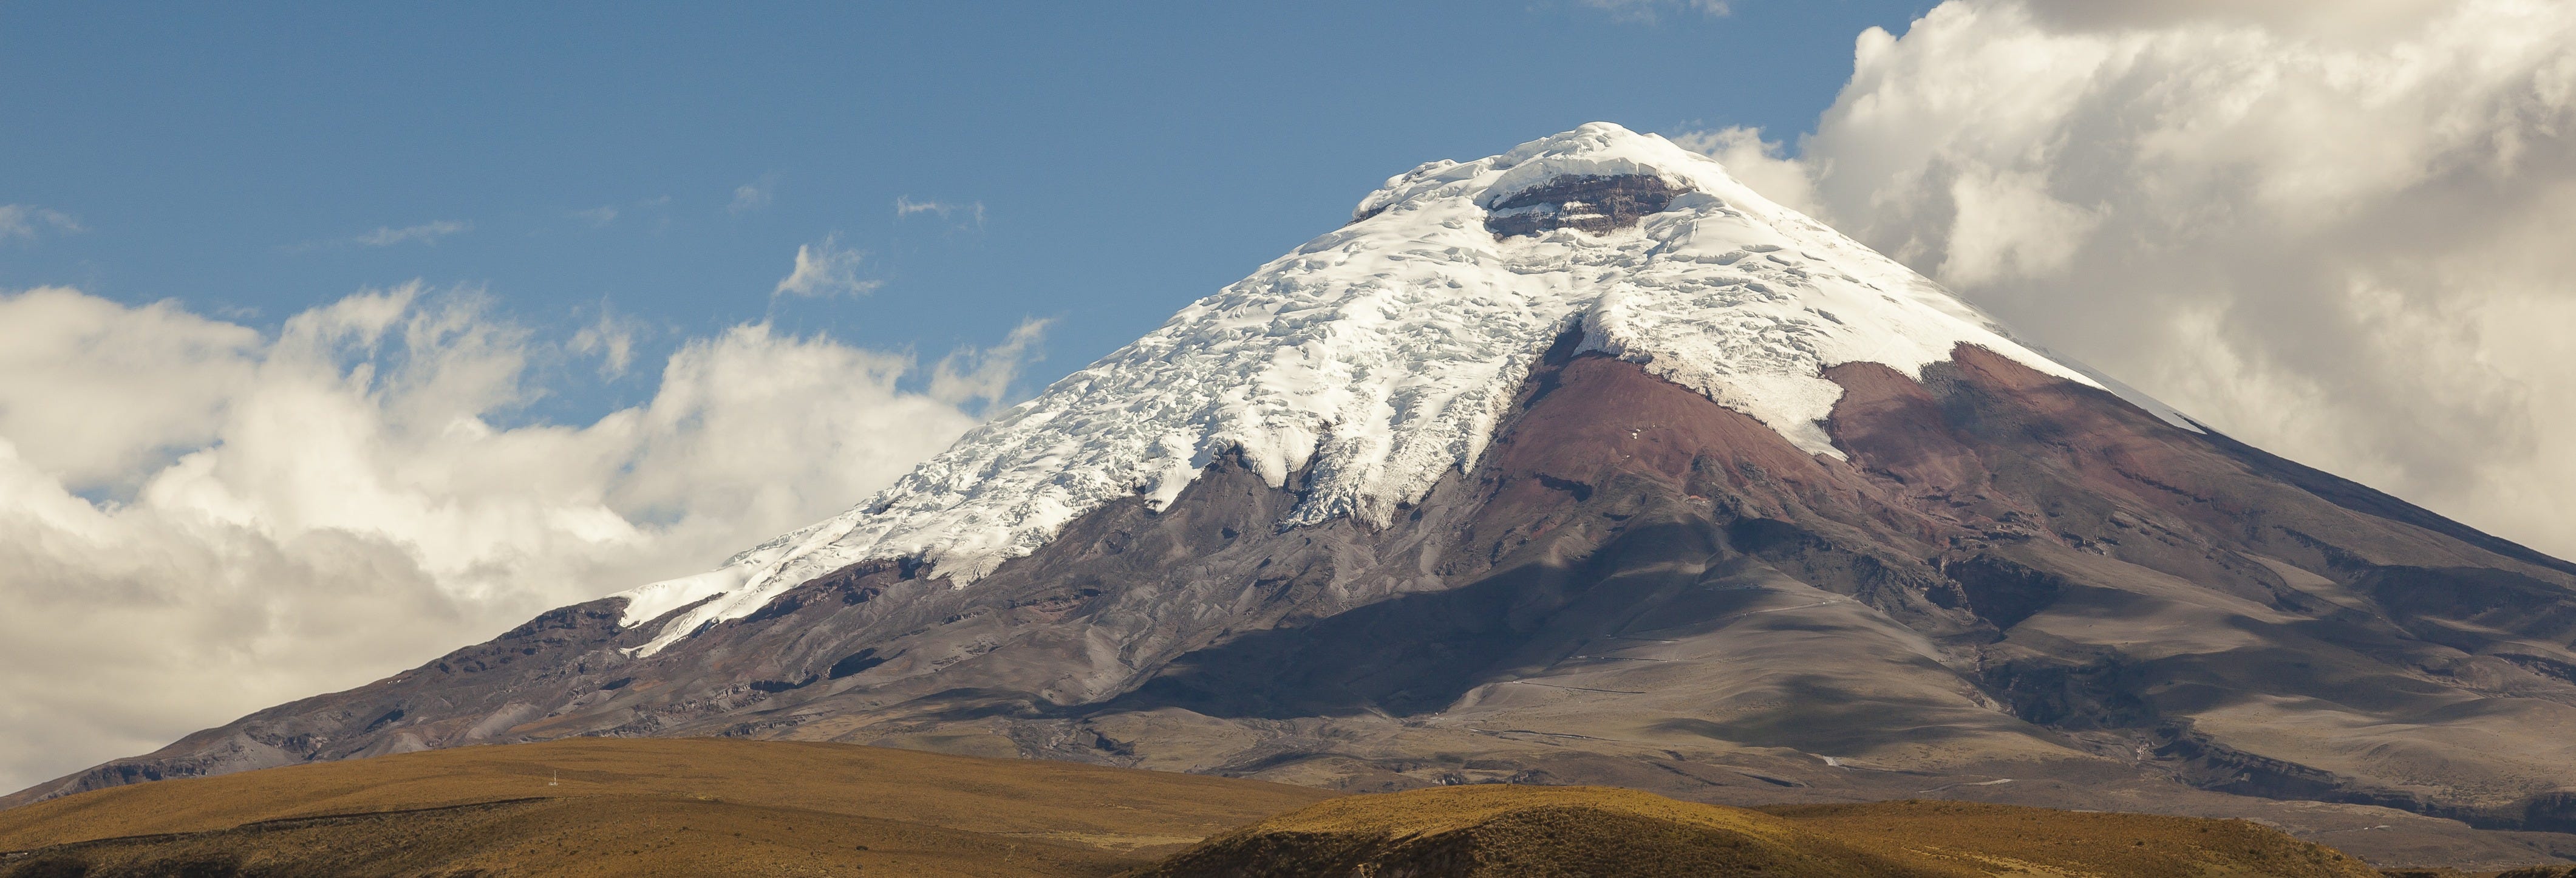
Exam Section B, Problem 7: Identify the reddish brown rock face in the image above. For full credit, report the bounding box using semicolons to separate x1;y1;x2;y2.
1823;359;1988;494
1484;353;1871;533
19;338;2576;868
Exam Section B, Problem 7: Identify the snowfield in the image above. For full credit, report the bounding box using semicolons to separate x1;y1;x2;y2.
617;122;2179;656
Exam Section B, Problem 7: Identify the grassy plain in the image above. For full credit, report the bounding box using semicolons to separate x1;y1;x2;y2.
1141;784;2388;877
4;739;2558;877
0;737;1333;877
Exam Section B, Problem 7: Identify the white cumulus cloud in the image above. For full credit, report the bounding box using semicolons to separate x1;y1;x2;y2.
1687;0;2576;559
774;234;881;298
0;284;1039;792
929;317;1051;412
568;303;646;378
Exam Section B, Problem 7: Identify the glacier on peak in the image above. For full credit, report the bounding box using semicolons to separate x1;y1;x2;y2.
614;121;2184;657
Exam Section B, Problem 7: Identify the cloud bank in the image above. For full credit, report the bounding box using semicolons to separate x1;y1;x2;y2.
0;285;1031;791
1695;0;2576;559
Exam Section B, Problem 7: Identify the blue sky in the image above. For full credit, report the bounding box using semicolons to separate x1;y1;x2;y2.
2;1;1933;424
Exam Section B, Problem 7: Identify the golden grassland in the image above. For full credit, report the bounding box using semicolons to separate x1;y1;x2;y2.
1140;784;2387;877
4;739;2568;877
1762;799;2383;878
0;737;1334;877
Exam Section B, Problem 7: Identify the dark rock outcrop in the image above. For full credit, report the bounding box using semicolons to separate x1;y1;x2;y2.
1485;174;1685;237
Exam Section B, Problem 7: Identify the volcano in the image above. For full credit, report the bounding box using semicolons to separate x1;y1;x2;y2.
18;124;2576;865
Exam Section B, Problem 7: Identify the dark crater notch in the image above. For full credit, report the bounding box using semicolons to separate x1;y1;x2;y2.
1485;174;1686;238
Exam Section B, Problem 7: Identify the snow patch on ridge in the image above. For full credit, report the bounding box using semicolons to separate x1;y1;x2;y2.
614;121;2175;657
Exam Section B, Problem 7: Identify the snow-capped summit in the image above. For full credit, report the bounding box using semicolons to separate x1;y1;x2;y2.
616;122;2133;656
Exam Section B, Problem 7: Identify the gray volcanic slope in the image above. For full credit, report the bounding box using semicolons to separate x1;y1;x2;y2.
16;336;2576;868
